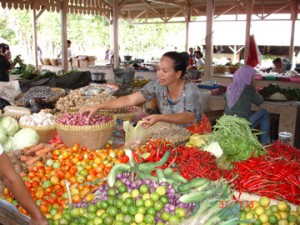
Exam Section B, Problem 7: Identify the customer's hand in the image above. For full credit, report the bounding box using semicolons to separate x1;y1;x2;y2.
79;105;99;115
29;217;48;225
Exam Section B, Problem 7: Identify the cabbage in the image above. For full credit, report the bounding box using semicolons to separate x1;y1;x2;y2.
0;127;8;144
12;128;39;150
0;116;19;136
2;137;14;152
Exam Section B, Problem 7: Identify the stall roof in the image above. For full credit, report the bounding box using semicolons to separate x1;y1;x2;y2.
1;0;298;22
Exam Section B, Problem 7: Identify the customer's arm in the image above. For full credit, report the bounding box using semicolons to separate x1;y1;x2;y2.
0;151;48;225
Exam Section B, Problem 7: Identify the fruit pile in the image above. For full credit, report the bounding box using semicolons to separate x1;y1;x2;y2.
240;196;300;225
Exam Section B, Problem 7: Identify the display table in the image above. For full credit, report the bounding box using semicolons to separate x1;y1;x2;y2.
209;95;300;148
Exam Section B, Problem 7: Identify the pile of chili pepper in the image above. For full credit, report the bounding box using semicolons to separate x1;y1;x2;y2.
225;141;300;204
133;139;227;181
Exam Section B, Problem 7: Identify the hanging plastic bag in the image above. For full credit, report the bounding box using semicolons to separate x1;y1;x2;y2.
123;120;150;150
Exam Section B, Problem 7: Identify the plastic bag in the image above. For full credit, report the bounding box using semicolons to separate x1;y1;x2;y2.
123;120;149;150
0;81;21;104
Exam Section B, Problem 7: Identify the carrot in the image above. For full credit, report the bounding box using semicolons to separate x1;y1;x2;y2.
22;143;46;156
35;147;52;157
19;155;34;162
25;156;43;166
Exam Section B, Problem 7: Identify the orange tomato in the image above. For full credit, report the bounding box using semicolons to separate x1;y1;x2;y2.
71;194;82;203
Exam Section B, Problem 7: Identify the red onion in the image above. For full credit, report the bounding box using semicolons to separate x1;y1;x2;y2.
56;112;112;126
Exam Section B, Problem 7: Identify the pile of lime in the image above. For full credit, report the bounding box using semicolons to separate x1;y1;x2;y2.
240;196;300;225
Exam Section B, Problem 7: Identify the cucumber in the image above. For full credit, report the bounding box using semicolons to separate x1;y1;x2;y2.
192;202;200;216
163;167;174;176
107;164;130;187
168;172;187;184
155;168;166;182
179;189;215;203
138;150;171;172
136;172;158;181
196;181;211;191
177;177;210;192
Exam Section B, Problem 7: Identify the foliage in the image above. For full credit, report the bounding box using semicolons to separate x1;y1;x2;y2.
0;8;185;63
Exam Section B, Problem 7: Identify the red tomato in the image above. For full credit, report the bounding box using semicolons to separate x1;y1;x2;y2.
56;169;65;179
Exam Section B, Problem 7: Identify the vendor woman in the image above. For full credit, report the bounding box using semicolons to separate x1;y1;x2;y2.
81;51;202;128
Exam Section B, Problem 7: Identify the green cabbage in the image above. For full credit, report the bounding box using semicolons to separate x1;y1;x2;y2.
2;137;13;152
0;127;8;144
0;116;19;136
12;128;39;150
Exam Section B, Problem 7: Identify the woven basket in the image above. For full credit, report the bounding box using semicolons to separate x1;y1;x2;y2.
227;66;240;74
15;87;65;107
41;58;51;65
54;115;115;150
50;58;59;66
100;106;142;121
19;124;56;143
213;66;227;74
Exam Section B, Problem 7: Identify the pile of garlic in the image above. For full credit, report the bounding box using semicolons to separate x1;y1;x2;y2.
19;111;54;127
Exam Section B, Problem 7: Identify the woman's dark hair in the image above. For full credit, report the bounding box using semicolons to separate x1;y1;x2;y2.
162;51;188;77
0;43;9;53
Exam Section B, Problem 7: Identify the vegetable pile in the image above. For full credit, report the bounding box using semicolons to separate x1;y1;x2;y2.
55;112;113;126
209;115;266;169
226;141;300;204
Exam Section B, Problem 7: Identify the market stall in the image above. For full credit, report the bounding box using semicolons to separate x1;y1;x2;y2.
0;81;299;225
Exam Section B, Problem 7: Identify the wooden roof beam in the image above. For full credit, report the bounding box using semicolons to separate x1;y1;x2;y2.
256;3;289;20
140;0;166;21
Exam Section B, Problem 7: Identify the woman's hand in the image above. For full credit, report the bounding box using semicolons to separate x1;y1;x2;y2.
142;114;161;128
79;105;99;115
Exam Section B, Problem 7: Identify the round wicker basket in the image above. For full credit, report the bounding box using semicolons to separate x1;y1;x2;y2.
213;66;227;74
99;106;142;121
54;114;115;150
19;124;56;143
15;87;66;107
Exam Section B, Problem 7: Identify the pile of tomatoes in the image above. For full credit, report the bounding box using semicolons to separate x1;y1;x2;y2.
1;143;129;218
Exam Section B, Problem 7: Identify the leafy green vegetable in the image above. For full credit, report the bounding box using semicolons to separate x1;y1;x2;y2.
12;128;39;150
0;116;19;136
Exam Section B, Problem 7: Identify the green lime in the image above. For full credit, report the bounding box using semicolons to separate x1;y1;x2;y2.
137;206;147;214
88;204;97;213
107;188;117;197
169;215;181;225
123;214;134;224
154;200;164;211
121;205;129;214
103;215;114;225
134;213;144;223
100;200;110;210
161;211;171;221
136;198;144;207
269;215;278;224
144;199;153;208
78;216;88;224
175;207;186;218
144;214;155;224
107;206;119;217
114;180;124;188
139;184;149;194
107;197;115;206
160;195;169;204
118;184;128;193
146;207;156;216
116;213;124;221
87;212;96;220
124;197;134;206
131;189;140;198
70;207;80;218
156;186;166;196
114;199;124;208
128;205;138;216
150;192;160;202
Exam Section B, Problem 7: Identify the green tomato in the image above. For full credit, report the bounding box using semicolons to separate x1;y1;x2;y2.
131;189;140;198
159;195;169;205
175;207;186;218
107;206;119;217
121;205;129;214
156;186;166;196
93;216;103;225
123;214;134;224
136;199;144;207
161;211;171;221
135;213;144;224
137;206;147;215
103;215;114;225
128;205;138;216
150;192;160;202
88;204;97;213
100;200;110;210
124;197;135;206
70;207;80;218
154;201;164;211
144;199;153;208
169;215;181;225
114;199;124;208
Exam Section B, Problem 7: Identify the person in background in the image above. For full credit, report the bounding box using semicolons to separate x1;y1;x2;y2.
188;47;195;66
194;50;205;69
57;40;72;62
81;51;202;128
105;45;110;61
0;43;14;82
224;65;270;145
271;57;285;74
0;144;48;225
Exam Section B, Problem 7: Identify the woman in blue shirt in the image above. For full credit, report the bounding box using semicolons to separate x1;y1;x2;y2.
81;51;202;128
